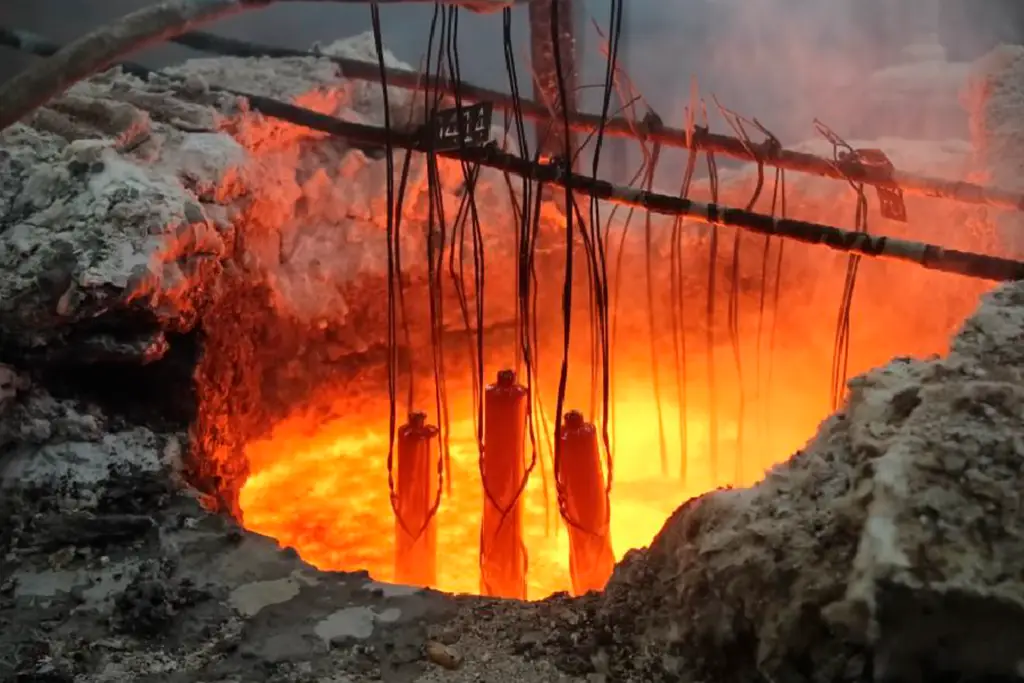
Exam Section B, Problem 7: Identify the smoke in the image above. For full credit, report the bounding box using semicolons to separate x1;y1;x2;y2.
614;0;949;145
1;0;1021;151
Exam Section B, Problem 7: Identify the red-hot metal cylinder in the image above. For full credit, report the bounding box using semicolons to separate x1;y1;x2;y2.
394;411;439;588
560;410;615;596
480;369;529;599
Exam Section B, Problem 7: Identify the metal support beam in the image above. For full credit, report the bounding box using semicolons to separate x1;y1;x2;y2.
9;24;1024;215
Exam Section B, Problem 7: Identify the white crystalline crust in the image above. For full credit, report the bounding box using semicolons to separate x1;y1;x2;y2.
0;32;520;362
0;368;174;491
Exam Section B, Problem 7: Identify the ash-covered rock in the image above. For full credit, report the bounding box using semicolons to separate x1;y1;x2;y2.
537;279;1024;683
0;383;178;494
111;557;210;637
0;389;467;682
0;119;231;365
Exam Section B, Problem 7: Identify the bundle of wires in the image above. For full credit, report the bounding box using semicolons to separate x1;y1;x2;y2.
548;0;621;537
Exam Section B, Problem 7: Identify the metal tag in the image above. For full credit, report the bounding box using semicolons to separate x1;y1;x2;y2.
854;148;908;223
431;101;494;151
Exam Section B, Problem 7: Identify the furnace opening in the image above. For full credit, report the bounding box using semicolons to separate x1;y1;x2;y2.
187;186;991;600
172;36;997;601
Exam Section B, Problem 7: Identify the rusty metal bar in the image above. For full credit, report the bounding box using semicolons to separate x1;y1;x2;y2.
5;29;1024;283
5;20;1023;213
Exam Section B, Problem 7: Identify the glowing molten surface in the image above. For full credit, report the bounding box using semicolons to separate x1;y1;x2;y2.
233;192;993;598
241;387;725;598
237;343;872;599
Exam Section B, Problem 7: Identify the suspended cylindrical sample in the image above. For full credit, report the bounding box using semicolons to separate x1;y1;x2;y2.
480;369;529;599
394;411;440;588
560;410;615;596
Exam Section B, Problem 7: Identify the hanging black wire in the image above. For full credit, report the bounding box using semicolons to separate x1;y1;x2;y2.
376;4;443;544
757;165;787;447
425;6;455;499
669;125;700;483
550;0;622;537
589;0;623;502
814;121;869;412
550;0;579;526
703;107;722;486
714;104;769;484
642;118;669;478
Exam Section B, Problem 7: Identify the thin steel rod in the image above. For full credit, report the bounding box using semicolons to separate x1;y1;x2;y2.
2;16;1020;213
4;28;1023;283
153;30;1024;214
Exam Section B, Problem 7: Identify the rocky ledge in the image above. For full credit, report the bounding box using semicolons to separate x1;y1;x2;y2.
1;277;1023;683
0;32;528;371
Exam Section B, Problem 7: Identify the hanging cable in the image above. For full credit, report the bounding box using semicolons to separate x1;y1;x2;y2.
765;168;788;440
376;4;442;545
550;0;623;537
421;4;455;499
669;107;700;483
702;103;722;487
756;163;782;443
713;101;770;484
814;120;868;412
589;0;623;500
642;112;669;477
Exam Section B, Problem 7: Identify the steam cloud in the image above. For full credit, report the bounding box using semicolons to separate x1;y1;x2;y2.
1;0;1020;153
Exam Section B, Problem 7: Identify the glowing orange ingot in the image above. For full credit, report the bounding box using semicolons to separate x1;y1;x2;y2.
480;369;529;599
560;410;615;596
394;411;440;588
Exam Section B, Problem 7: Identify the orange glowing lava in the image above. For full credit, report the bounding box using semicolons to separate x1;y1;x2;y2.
235;308;961;599
226;159;994;599
238;368;759;599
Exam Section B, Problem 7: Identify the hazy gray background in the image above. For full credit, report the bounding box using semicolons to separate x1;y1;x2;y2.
0;0;1020;154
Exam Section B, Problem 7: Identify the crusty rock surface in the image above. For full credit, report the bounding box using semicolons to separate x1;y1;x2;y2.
8;280;1024;682
964;45;1024;256
0;32;524;367
831;282;1024;681
0;386;589;683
